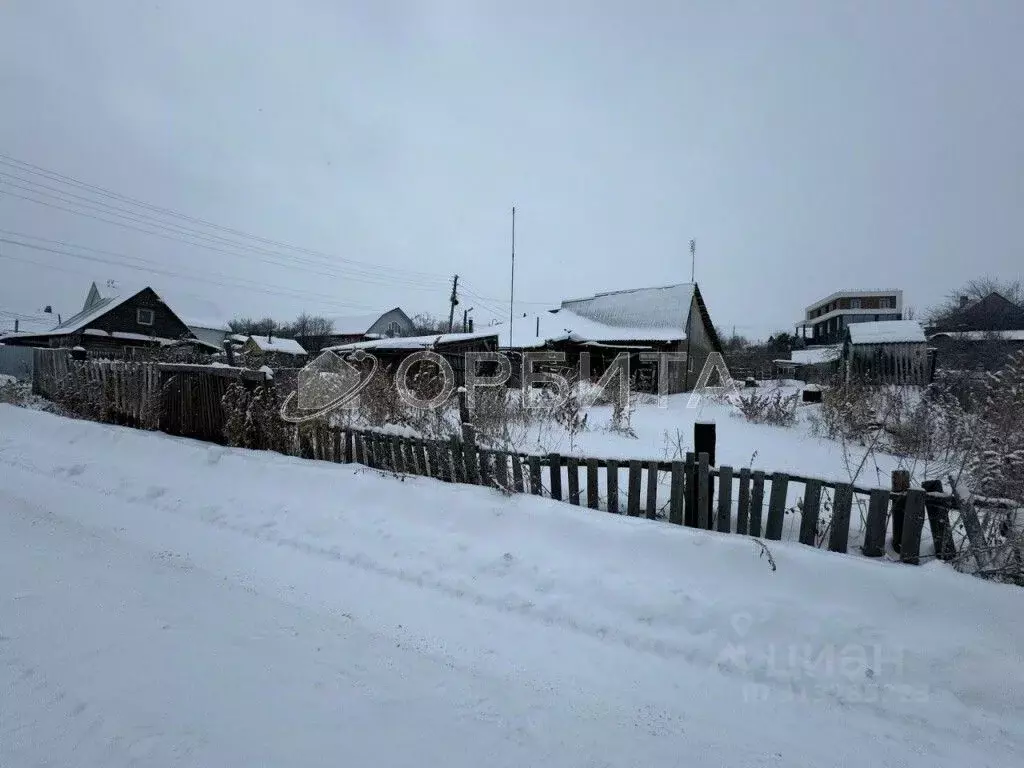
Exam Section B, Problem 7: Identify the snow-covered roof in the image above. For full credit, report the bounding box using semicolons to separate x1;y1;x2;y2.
560;283;693;330
247;335;307;355
491;307;685;350
847;320;926;345
928;329;1024;342
324;312;389;336
790;346;842;365
327;330;497;353
86;282;229;331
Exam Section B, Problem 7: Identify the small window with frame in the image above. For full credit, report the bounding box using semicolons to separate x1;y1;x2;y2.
137;308;155;326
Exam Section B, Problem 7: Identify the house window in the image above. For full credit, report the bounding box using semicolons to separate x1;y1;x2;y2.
851;298;862;309
137;308;155;326
386;321;401;337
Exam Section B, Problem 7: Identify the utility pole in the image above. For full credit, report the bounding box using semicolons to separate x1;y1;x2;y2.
689;238;696;283
447;274;459;333
509;206;516;349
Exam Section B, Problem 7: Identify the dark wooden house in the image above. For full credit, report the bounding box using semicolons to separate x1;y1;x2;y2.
927;292;1024;371
1;286;210;356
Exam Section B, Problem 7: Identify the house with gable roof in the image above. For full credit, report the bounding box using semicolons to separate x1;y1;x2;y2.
497;282;721;393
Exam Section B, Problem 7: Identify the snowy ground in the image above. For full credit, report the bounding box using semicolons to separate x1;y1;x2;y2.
2;404;1022;767
517;382;903;487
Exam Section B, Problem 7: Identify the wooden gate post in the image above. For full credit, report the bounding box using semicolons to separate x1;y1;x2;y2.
693;422;716;529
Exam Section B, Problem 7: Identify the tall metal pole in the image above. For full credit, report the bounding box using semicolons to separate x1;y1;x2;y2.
509;206;516;348
689;238;696;283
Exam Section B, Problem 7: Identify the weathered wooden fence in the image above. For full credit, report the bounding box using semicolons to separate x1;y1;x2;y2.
31;350;271;442
299;423;955;567
157;363;270;443
27;348;960;566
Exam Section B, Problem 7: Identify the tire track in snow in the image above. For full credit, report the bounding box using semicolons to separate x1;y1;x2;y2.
0;448;965;734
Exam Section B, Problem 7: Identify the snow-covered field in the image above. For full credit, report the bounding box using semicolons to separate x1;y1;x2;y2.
2;404;1022;767
469;382;906;488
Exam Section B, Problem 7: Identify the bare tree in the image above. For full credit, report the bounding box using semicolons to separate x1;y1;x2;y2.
228;317;282;337
410;312;450;335
284;313;335;353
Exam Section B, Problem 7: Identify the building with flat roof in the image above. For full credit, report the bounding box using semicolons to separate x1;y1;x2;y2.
795;289;903;345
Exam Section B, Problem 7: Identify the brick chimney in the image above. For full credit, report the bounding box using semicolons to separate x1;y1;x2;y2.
959;295;969;308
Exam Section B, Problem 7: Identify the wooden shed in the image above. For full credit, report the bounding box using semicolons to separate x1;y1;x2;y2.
844;321;933;385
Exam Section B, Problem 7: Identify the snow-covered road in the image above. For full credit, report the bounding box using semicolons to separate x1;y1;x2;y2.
1;405;1021;767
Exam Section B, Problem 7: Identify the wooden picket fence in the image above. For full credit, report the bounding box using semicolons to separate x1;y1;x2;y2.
28;348;959;566
300;424;956;566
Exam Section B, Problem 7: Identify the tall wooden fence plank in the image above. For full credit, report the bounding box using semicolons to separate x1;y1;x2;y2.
645;461;659;520
765;473;789;541
828;484;855;553
627;460;642;517
799;480;822;546
669;461;684;525
586;458;599;509
736;468;751;535
717;466;733;533
861;489;890;557
749;471;766;537
567;457;581;505
606;460;619;514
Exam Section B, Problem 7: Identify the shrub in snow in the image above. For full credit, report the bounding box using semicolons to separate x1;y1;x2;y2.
734;388;798;427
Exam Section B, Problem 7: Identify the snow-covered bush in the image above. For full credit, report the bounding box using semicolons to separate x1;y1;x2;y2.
734;388;798;427
221;382;293;453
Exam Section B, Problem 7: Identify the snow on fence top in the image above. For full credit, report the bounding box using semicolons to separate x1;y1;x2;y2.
847;320;926;345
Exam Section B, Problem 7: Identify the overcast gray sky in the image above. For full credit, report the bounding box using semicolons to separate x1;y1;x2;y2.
1;0;1021;338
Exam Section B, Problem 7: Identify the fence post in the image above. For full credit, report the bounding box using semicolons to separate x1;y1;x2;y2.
627;460;642;517
922;479;956;561
528;455;543;496
862;489;890;557
697;453;710;529
684;452;696;527
694;422;716;530
736;468;751;535
890;470;910;553
645;461;659;520
717;466;733;533
511;454;525;493
765;473;789;541
495;451;511;491
828;484;854;553
567;457;581;504
749;471;766;537
548;453;563;501
606;460;619;514
586;458;600;509
900;489;927;565
669;460;684;525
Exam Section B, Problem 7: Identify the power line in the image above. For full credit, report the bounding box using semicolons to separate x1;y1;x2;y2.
0;171;450;288
0;152;560;317
0;237;390;313
0;189;452;293
0;153;451;282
